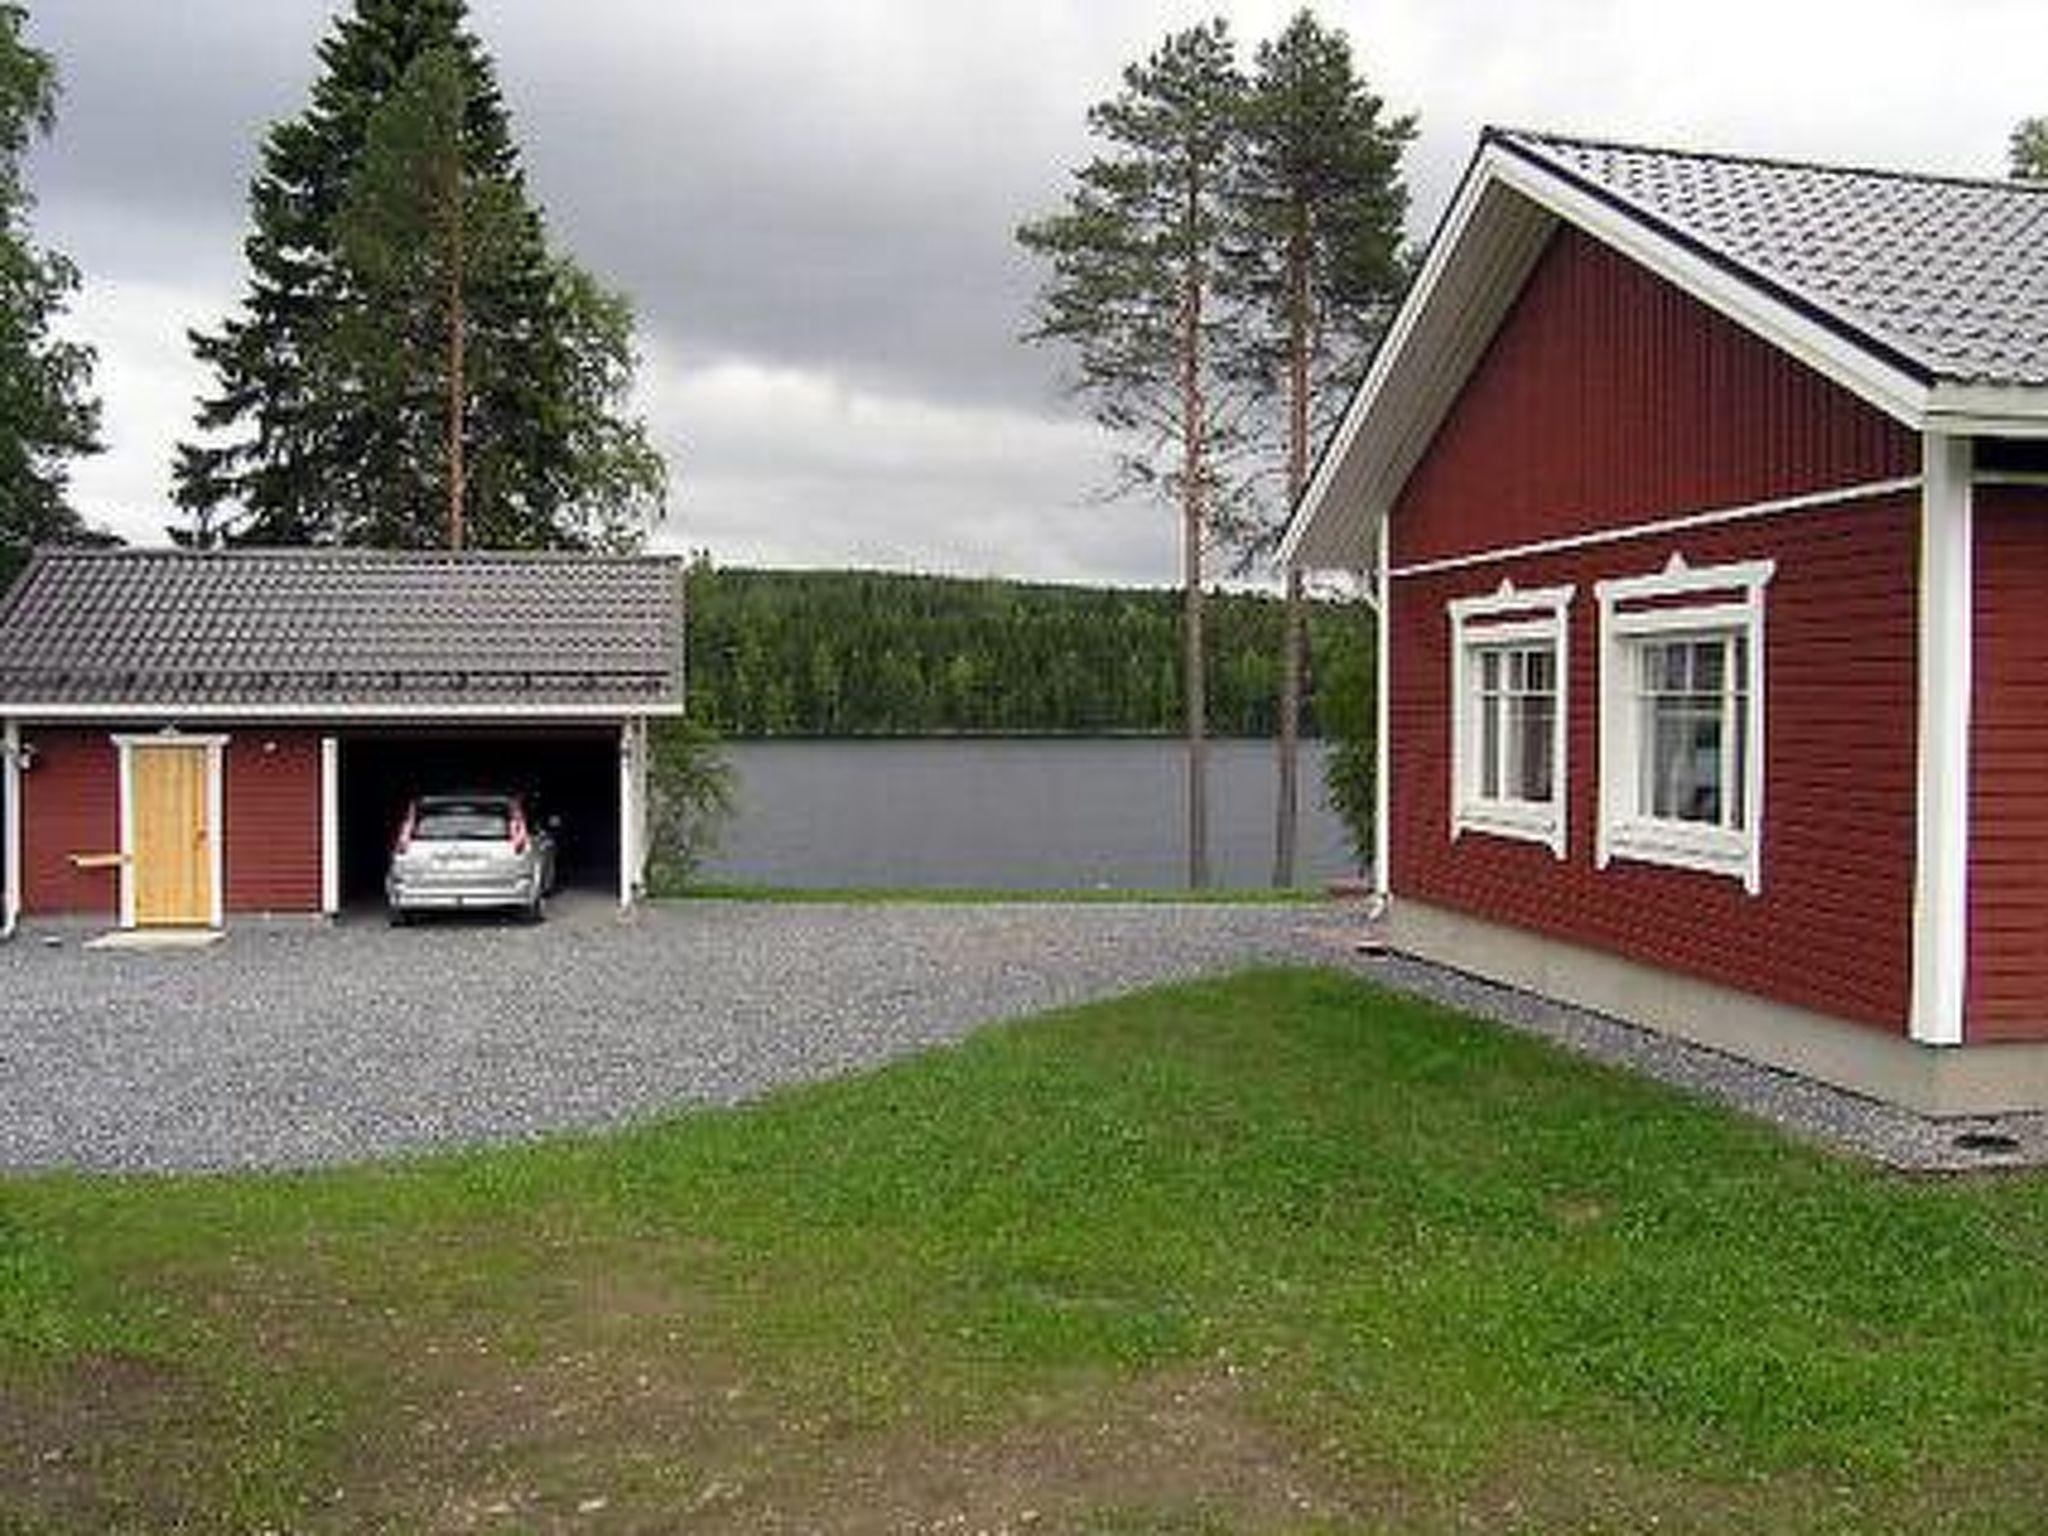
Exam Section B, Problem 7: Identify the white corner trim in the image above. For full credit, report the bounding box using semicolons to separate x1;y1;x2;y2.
319;736;340;917
1911;434;1973;1046
208;740;224;928
112;731;229;930
1391;477;1920;582
115;740;134;930
1373;528;1392;899
1595;555;1774;895
2;718;19;938
1449;579;1574;860
617;721;635;909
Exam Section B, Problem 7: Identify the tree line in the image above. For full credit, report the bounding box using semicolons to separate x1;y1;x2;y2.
685;562;1369;742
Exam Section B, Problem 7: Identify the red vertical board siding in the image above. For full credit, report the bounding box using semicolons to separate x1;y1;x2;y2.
19;729;119;916
1391;500;1919;1029
1969;488;2048;1042
223;732;322;914
1391;227;1917;568
1380;219;1922;1031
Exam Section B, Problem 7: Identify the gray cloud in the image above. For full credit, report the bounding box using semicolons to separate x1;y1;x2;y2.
23;0;2048;580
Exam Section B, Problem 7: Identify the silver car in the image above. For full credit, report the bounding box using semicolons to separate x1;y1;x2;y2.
387;793;556;923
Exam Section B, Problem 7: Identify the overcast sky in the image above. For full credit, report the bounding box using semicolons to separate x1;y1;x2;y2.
24;0;2047;584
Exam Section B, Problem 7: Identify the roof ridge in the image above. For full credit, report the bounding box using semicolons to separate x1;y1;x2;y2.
1487;124;2048;199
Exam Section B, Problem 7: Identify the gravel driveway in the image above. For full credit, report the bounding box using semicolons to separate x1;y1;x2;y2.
0;899;1346;1172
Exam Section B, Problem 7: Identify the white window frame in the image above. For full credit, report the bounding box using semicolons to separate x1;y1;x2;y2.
1449;581;1573;858
1596;556;1773;894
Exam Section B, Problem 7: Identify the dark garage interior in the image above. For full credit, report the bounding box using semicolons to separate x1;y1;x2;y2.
338;728;620;904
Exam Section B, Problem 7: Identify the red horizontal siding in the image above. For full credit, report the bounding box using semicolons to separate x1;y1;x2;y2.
1390;226;1917;568
19;729;119;917
1390;497;1918;1031
1968;487;2048;1042
223;732;322;914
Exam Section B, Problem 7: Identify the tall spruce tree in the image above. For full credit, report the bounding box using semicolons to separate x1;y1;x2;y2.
174;0;663;550
1228;10;1411;886
0;2;100;573
1019;20;1248;888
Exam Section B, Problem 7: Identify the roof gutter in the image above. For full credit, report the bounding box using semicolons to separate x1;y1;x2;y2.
0;701;688;723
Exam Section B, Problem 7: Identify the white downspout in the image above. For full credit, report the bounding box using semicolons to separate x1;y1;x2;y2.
3;718;20;938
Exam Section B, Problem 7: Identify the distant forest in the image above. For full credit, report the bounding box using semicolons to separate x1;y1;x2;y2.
686;562;1367;739
0;555;1368;739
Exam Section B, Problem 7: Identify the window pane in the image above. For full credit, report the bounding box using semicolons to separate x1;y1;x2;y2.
1518;694;1555;801
1468;640;1558;808
1480;693;1500;797
1693;639;1724;693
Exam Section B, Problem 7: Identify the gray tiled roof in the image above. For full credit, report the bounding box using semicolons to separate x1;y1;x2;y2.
1494;129;2048;387
0;548;685;710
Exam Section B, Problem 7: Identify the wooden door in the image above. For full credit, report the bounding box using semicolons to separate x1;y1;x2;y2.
131;744;212;926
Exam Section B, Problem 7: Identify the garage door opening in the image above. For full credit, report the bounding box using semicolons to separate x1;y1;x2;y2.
337;729;620;906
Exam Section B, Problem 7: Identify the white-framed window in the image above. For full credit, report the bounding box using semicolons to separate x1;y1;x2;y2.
1596;555;1773;893
1449;581;1573;857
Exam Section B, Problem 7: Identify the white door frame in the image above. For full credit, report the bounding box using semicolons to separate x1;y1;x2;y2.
616;719;641;908
112;732;228;929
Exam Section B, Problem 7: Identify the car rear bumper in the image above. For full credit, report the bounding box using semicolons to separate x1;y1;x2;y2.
387;875;540;912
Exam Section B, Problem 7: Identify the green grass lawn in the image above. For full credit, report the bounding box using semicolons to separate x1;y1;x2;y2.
4;968;2047;1532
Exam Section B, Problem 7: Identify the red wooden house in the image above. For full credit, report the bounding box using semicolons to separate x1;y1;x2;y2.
0;549;684;932
1284;130;2048;1114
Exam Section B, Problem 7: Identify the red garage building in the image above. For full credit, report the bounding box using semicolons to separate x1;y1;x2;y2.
1285;130;2048;1114
0;549;685;932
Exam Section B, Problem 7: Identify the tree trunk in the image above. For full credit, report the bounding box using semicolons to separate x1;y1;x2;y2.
1274;564;1305;884
1182;172;1210;890
1273;203;1312;887
444;163;466;552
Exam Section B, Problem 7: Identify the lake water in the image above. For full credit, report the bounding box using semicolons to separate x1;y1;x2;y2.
704;737;1359;890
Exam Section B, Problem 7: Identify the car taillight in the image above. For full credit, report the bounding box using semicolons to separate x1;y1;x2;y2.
394;808;415;854
509;807;530;856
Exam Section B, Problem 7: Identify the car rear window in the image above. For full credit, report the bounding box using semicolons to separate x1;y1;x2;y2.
412;800;513;842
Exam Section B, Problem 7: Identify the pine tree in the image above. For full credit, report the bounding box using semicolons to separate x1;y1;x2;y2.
334;46;529;549
0;2;101;568
1227;9;1412;885
1019;20;1248;888
174;0;663;549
